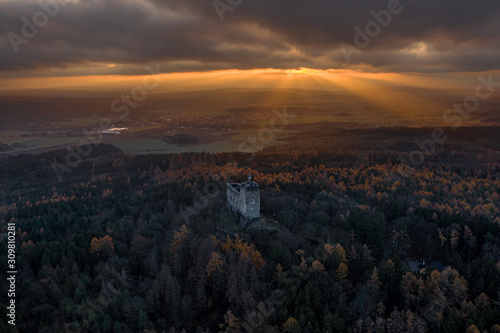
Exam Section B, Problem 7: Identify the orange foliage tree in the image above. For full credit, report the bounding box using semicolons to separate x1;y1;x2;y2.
90;235;114;258
221;235;266;270
170;224;190;255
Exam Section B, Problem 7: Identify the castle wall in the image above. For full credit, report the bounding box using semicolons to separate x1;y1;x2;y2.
226;183;241;212
241;186;260;219
227;181;260;220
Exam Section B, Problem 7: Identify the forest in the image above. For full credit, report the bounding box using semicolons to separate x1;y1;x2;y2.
0;139;499;333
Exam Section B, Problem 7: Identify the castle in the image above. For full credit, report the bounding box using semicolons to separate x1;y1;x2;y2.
227;174;260;221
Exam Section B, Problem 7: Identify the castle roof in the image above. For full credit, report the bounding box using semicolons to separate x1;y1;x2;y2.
241;181;259;188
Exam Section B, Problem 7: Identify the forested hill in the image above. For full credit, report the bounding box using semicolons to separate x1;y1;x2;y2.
0;145;499;332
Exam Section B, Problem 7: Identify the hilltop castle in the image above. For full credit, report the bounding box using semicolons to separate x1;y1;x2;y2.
227;174;260;222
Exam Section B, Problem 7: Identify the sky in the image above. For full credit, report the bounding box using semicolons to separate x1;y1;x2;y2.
1;0;499;88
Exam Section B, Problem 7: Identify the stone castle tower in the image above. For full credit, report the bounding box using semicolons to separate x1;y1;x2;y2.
227;174;260;221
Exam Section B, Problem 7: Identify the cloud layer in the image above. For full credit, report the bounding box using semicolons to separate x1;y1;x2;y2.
1;0;499;75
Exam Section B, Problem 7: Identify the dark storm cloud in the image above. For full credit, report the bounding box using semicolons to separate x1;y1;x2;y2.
0;0;499;75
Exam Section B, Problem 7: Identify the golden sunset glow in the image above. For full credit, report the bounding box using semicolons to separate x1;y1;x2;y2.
0;67;481;93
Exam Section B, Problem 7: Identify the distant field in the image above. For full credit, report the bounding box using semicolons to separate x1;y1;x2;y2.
126;125;162;133
148;108;228;118
1;125;292;155
113;140;244;154
217;129;296;144
0;136;89;155
0;130;46;142
111;126;293;154
55;116;107;128
1;86;498;156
